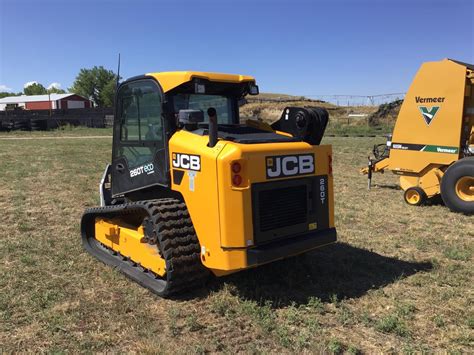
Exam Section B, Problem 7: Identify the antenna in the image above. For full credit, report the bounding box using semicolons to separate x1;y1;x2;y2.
116;53;121;89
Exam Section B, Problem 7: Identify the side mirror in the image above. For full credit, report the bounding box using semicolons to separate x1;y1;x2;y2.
178;109;204;125
249;84;259;95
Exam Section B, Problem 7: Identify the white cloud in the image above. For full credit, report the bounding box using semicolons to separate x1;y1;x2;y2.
0;84;13;92
24;81;38;88
47;82;62;90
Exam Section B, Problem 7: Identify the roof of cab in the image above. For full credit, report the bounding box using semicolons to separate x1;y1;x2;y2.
145;71;255;93
446;58;474;71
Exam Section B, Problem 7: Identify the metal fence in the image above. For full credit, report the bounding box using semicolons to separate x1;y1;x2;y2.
0;107;114;131
306;93;406;106
248;93;406;106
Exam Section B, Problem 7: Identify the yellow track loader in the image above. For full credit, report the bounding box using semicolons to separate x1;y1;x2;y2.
81;71;336;296
362;59;474;214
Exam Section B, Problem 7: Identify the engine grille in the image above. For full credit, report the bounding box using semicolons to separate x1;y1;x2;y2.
252;179;313;245
258;185;307;232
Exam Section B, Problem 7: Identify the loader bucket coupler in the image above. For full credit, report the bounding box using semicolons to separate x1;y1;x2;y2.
271;106;329;145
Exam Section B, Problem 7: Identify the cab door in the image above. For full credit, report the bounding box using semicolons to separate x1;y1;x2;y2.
111;78;168;196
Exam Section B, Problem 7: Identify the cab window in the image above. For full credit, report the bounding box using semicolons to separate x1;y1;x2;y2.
172;94;234;124
117;80;163;168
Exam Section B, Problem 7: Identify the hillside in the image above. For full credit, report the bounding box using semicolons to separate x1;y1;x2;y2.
241;93;402;136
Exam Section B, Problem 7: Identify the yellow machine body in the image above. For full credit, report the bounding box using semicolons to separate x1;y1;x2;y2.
364;59;474;209
95;218;166;276
147;71;255;93
388;59;472;176
168;130;335;275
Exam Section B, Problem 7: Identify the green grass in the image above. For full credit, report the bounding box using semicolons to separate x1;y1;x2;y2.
0;125;113;137
375;314;410;337
325;121;394;136
443;247;471;261
0;132;472;352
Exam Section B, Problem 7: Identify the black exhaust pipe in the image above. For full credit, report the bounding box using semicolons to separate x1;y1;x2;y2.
207;107;218;147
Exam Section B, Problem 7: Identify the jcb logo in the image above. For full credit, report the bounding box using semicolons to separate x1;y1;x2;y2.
172;153;201;171
266;154;315;179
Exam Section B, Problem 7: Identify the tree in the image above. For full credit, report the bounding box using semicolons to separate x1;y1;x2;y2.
100;79;116;107
47;87;66;94
70;66;116;107
24;83;47;95
0;92;21;99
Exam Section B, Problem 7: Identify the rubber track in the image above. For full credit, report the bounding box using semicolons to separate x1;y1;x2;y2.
81;198;208;297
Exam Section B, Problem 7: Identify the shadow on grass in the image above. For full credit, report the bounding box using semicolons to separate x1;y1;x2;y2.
372;183;401;190
208;242;432;307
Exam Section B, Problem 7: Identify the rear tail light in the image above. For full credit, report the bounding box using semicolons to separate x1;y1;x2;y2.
231;160;246;187
232;174;243;186
328;155;333;176
232;162;242;173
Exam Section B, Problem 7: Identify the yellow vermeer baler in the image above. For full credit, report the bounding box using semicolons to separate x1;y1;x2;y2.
363;59;474;214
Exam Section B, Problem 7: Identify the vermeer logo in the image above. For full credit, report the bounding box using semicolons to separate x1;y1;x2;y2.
418;106;440;125
266;154;314;179
435;147;457;154
415;96;445;104
172;153;201;171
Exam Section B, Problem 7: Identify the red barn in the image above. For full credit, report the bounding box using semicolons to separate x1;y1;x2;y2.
0;93;93;111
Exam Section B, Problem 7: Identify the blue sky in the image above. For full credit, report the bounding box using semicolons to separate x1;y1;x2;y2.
0;0;472;96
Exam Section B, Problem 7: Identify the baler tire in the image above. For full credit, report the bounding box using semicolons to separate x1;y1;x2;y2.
404;186;427;206
441;157;474;215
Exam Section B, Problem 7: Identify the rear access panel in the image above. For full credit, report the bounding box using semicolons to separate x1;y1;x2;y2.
251;176;329;245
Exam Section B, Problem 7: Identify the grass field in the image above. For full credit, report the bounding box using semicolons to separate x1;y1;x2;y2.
0;130;472;353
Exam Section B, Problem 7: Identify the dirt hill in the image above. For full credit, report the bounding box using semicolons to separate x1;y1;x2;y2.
240;93;400;135
368;100;403;126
